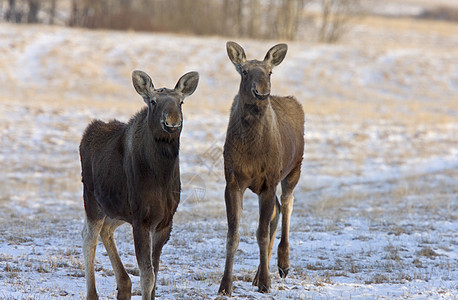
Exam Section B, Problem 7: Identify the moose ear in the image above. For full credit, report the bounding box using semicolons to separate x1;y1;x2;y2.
175;71;199;98
264;44;288;67
132;70;156;104
226;41;247;65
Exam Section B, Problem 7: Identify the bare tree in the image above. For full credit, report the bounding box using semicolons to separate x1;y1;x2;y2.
120;0;131;10
27;0;39;23
319;0;361;43
48;0;56;24
235;0;244;36
248;0;260;37
276;0;308;40
68;0;79;27
56;0;311;40
6;0;17;22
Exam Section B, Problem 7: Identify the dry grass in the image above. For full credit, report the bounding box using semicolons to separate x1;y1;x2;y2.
360;15;458;37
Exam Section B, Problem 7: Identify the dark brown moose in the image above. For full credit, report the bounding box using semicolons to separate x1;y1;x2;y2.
79;70;199;299
218;42;305;295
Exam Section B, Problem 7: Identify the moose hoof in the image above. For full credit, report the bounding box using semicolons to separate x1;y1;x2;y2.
258;284;270;293
218;284;232;296
256;275;271;293
218;289;232;297
278;266;290;278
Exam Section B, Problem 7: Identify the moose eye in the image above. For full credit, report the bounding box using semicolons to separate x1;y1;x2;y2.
242;69;248;76
268;71;272;76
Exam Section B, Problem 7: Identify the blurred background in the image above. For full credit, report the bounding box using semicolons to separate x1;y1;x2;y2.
0;0;457;298
2;0;458;41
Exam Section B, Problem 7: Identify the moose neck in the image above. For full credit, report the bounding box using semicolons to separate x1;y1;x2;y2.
237;90;271;125
229;92;277;151
145;107;180;161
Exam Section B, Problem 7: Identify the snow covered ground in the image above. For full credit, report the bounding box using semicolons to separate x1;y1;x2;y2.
0;19;457;299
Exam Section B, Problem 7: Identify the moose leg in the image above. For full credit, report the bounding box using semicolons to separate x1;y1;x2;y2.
255;188;276;293
133;223;155;300
253;196;280;286
151;224;172;298
278;163;301;278
100;218;131;300
218;184;244;296
82;216;104;300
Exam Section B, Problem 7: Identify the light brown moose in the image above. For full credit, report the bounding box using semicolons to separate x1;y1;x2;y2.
79;70;199;299
218;42;305;295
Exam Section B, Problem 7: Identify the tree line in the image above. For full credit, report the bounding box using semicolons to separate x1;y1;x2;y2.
0;0;361;42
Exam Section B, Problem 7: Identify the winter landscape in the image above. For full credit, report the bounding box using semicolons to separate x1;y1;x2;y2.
0;1;457;299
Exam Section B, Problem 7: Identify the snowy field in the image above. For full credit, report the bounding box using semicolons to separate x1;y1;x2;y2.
0;16;457;299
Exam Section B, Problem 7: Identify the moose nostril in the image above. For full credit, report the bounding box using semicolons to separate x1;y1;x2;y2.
253;88;270;100
164;117;182;128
